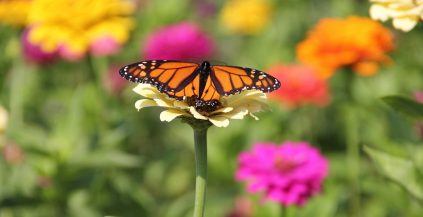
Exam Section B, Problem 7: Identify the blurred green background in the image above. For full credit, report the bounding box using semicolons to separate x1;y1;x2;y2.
1;0;423;217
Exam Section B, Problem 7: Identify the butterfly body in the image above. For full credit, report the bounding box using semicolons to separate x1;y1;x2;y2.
120;60;280;112
198;61;212;99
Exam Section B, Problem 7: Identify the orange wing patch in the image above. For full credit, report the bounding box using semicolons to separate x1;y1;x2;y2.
169;74;201;99
159;62;198;69
212;66;253;94
200;76;220;101
163;66;198;89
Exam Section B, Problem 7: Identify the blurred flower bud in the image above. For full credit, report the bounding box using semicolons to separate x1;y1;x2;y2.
225;197;253;217
104;64;129;94
2;143;24;165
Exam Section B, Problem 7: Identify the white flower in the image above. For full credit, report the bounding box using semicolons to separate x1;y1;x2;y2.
133;83;269;128
370;0;423;31
0;105;8;134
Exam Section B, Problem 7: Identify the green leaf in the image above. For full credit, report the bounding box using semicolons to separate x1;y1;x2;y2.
68;190;100;217
364;145;423;201
382;96;423;120
69;151;141;168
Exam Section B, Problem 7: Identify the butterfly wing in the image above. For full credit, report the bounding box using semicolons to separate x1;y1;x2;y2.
119;60;201;100
210;65;281;96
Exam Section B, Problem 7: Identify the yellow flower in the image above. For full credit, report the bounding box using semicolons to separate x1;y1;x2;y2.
220;0;272;34
0;0;32;26
27;0;135;59
133;84;269;128
370;0;423;31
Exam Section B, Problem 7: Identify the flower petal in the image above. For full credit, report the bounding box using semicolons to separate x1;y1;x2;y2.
135;99;158;110
249;113;260;120
227;108;249;119
393;17;418;32
133;84;159;96
210;106;234;115
153;98;174;108
173;100;190;109
370;4;390;21
160;109;186;122
189;107;208;120
209;115;230;127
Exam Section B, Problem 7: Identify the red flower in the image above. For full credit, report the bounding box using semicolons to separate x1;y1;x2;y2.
267;64;330;107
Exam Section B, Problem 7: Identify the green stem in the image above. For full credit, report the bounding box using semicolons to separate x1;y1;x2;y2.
342;71;361;217
87;55;108;87
281;205;296;217
280;205;286;217
190;120;211;217
345;107;360;217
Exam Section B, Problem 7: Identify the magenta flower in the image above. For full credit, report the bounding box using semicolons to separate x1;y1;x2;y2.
21;28;57;64
236;141;329;206
143;22;214;61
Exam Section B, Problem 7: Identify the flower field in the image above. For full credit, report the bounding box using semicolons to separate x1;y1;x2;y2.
1;0;423;217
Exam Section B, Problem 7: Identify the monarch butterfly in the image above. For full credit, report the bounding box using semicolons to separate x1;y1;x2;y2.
119;60;281;111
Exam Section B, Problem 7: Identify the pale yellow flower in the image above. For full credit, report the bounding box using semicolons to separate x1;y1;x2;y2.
0;106;7;132
27;0;135;58
0;106;8;144
370;0;423;31
220;0;272;34
0;0;32;26
133;84;269;128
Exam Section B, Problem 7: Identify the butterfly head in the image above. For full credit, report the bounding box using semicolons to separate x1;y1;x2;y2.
200;61;211;72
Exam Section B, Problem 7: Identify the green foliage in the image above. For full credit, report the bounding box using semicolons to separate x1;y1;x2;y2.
364;145;423;202
382;96;423;120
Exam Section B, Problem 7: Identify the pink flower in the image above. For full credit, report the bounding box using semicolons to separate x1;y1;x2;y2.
196;1;217;18
225;197;253;217
103;64;129;94
90;36;121;56
2;143;24;165
236;141;329;206
58;45;85;61
268;64;330;108
415;92;423;104
21;28;57;64
143;22;214;61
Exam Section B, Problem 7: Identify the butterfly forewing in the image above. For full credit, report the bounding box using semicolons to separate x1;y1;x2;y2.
119;60;200;95
210;65;280;96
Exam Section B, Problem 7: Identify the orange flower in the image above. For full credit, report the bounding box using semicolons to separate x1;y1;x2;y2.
297;16;394;79
268;64;330;108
